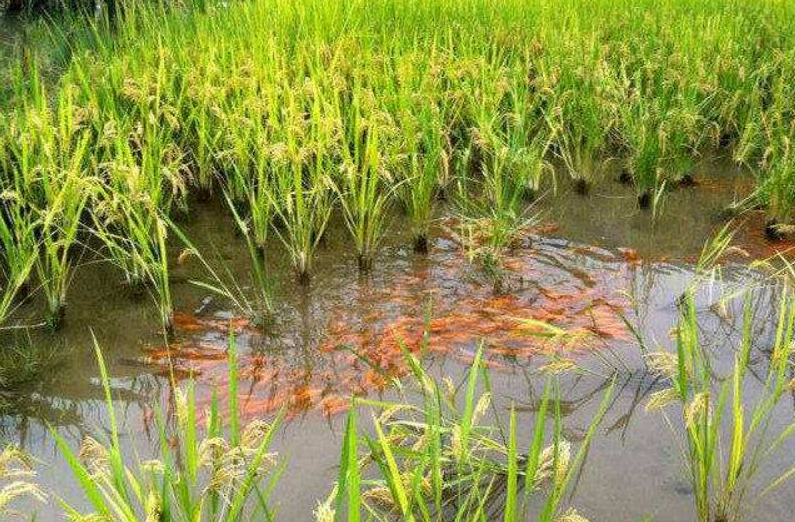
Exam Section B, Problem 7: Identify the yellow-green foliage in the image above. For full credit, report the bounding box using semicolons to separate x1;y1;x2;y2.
3;0;795;327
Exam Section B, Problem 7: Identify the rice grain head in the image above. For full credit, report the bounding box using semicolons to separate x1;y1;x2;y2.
313;495;336;522
77;437;110;478
645;352;679;378
684;392;711;428
535;440;572;486
646;387;681;412
556;508;591;522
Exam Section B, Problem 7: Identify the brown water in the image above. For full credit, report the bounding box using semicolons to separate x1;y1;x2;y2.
2;160;795;521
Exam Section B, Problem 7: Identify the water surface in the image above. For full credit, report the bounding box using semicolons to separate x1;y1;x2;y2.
2;164;795;521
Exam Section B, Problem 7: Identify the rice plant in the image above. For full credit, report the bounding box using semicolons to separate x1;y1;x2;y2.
186;93;224;196
223;131;274;251
32;136;91;330
617;76;665;211
321;343;614;522
547;72;613;194
757;136;795;239
0;79;92;328
336;89;396;271
502;78;552;200
3;0;795;321
170;193;276;330
54;334;284;521
646;292;795;522
661;88;705;186
388;83;448;253
454;133;541;275
0;191;38;327
92;191;175;331
257;84;337;282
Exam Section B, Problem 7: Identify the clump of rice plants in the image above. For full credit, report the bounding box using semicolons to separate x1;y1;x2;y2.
34;167;90;331
91;128;188;331
12;87;94;330
257;83;336;282
185;87;224;196
269;158;335;282
321;343;613;522
336;89;396;272
547;53;614;195
393;119;445;253
386;64;449;253
661;86;706;187
454;130;541;278
223;130;274;251
757;136;795;240
7;0;795;320
616;75;666;212
93;192;175;331
54;334;284;521
453;72;547;273
646;293;795;522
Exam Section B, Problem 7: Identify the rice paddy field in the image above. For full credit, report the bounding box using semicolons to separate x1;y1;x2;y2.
3;0;795;520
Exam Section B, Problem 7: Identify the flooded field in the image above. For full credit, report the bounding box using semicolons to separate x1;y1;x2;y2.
3;165;794;521
5;0;795;518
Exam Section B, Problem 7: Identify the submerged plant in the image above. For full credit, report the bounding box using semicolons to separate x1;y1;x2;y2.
454;145;540;276
0;332;61;393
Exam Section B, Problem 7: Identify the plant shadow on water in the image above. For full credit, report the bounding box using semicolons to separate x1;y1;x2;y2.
2;177;795;521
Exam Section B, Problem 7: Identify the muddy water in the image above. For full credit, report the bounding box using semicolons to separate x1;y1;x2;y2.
2;162;795;521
